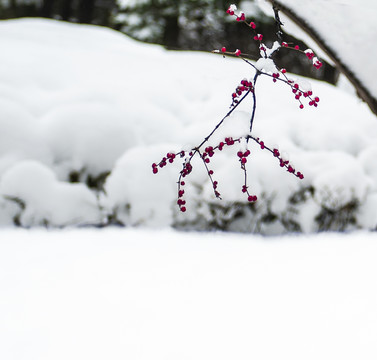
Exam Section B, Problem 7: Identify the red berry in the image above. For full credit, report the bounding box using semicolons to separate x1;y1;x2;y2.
314;60;322;69
221;47;226;53
236;13;245;22
250;22;256;29
180;206;186;212
248;195;257;202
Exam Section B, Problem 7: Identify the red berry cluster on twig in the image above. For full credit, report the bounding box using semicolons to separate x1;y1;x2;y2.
249;136;304;180
153;3;322;213
231;78;254;106
152;134;304;212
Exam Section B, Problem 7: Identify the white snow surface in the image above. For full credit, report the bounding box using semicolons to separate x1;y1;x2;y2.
263;0;377;99
1;228;377;360
0;18;376;231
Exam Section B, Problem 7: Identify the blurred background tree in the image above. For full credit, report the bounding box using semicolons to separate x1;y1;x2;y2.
0;0;117;26
0;0;337;83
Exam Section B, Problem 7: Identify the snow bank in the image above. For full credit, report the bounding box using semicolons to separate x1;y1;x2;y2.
0;160;102;226
0;18;376;232
1;228;377;360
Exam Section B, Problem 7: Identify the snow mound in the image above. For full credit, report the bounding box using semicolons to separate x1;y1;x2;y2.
0;160;101;227
0;18;376;232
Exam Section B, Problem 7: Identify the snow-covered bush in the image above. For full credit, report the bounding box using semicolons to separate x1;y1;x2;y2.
0;10;376;232
0;160;102;227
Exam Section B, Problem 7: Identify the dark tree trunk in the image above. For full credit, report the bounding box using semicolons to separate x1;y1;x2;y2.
61;0;74;21
40;0;54;18
163;14;180;50
77;0;96;24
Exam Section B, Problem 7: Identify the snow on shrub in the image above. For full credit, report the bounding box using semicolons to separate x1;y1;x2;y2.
0;160;102;227
0;16;376;231
104;144;181;227
0;97;50;176
40;102;137;180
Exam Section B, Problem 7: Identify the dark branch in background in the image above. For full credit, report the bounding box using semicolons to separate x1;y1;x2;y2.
266;0;377;116
272;5;284;42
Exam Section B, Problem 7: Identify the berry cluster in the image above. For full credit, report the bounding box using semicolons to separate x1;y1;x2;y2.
153;134;304;212
283;77;320;109
226;4;263;44
250;137;304;180
153;3;321;213
282;42;323;70
231;78;254;105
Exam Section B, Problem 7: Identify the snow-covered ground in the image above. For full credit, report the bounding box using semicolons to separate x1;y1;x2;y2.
0;16;376;232
1;228;377;360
